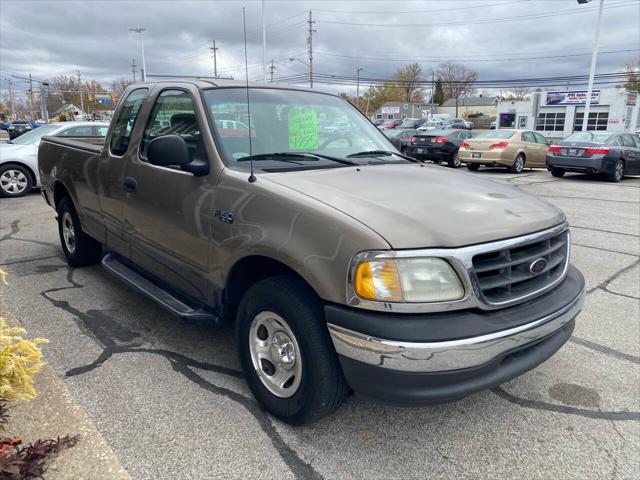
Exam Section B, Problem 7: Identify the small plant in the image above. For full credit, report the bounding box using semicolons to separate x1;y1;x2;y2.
0;269;78;479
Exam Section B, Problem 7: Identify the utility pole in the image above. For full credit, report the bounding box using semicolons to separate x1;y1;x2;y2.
28;73;33;118
307;10;316;88
131;58;137;82
129;27;147;82
77;69;84;116
261;0;266;81
40;82;49;123
7;78;15;119
356;68;363;110
269;60;275;82
581;0;604;131
210;40;219;78
365;83;372;116
431;71;435;105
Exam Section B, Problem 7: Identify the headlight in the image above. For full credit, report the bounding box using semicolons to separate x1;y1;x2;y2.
353;257;464;303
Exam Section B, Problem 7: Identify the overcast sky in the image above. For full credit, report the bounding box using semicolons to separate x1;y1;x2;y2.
1;0;639;99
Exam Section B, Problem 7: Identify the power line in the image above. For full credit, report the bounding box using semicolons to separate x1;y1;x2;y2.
317;1;636;27
315;48;639;64
315;0;525;15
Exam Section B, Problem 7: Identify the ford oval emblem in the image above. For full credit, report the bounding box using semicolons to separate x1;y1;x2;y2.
529;258;548;275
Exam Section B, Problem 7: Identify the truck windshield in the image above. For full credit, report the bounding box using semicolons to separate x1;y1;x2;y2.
203;88;403;168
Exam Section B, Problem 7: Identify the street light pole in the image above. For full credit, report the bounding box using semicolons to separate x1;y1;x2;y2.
129;27;147;82
581;0;604;131
356;68;363;110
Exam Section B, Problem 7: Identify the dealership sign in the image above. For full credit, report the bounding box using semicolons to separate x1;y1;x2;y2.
545;90;600;105
381;106;400;114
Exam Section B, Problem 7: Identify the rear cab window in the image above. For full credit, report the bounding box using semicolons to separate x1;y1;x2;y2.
110;88;148;156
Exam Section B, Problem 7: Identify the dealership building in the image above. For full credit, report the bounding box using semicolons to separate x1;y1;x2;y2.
496;88;639;138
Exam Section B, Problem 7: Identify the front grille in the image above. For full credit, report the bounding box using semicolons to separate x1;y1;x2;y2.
472;229;569;305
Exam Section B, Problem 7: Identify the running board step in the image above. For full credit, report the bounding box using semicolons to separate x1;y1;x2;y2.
101;253;218;322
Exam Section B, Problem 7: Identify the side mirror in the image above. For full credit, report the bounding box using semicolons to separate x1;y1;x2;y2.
147;135;190;167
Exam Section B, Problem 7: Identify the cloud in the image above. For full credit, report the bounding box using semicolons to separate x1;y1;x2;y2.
1;0;638;98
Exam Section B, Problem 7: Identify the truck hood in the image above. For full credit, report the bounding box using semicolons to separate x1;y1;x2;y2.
264;164;565;249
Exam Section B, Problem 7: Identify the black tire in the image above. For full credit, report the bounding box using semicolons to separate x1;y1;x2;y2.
606;160;624;183
236;275;349;425
550;167;565;178
447;151;461;168
466;163;480;171
508;154;525;173
400;146;407;155
57;196;102;267
0;164;33;198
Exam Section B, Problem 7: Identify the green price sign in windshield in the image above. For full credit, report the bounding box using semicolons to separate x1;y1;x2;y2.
288;107;319;150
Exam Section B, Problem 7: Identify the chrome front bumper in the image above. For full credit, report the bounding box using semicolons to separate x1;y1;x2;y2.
328;287;585;373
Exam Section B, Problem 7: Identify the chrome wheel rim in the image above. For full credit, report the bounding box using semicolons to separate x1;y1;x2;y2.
249;311;302;398
453;156;461;168
62;211;76;254
0;169;28;194
615;162;623;180
515;156;524;172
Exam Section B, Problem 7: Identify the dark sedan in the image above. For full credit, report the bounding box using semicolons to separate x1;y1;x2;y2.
7;121;32;140
546;131;640;182
406;128;475;168
384;128;418;154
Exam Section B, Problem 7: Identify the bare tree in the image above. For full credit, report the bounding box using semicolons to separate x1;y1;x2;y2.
394;63;424;103
512;86;530;100
435;63;477;100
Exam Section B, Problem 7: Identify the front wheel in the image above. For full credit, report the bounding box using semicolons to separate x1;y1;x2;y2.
466;163;480;171
0;164;33;198
606;160;624;182
509;154;525;173
57;197;102;267
236;275;349;425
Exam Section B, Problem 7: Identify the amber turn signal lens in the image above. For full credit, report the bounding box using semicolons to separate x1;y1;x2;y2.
354;260;403;301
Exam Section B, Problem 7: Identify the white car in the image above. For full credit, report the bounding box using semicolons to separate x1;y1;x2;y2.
417;119;445;131
0;121;109;198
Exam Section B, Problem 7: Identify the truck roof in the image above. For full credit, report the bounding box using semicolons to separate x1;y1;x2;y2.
127;78;326;94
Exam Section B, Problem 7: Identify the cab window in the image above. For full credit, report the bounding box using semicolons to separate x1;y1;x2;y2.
110;88;148;156
96;126;109;137
621;135;635;147
521;132;535;143
140;89;206;165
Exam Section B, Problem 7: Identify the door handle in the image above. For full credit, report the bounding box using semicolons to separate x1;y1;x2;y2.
123;177;137;192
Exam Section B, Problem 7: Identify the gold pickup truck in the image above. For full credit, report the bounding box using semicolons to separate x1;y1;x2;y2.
38;80;585;424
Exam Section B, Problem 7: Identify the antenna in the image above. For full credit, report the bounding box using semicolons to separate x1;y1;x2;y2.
243;7;256;183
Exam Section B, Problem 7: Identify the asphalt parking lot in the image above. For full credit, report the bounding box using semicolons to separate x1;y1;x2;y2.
0;168;638;479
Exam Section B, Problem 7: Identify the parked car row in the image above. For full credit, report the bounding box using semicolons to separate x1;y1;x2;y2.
376;116;474;132
0;121;109;197
384;126;640;182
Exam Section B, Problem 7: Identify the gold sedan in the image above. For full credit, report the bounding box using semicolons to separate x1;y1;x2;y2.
457;129;550;173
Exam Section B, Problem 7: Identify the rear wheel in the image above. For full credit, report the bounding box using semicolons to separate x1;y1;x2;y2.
508;154;525;173
550;167;565;178
606;160;624;182
237;275;349;425
466;163;480;171
448;151;461;168
0;164;32;198
57;197;102;267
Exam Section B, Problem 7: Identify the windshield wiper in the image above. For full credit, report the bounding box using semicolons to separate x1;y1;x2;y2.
346;150;419;162
237;152;358;166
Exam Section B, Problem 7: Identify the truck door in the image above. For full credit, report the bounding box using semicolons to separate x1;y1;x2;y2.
97;88;149;256
121;87;215;302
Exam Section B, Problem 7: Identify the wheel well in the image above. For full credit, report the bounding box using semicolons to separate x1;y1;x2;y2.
53;182;71;210
223;255;314;322
1;162;37;185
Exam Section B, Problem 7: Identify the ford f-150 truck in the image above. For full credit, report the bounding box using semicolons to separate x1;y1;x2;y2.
38;80;585;425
